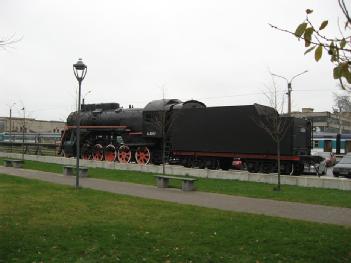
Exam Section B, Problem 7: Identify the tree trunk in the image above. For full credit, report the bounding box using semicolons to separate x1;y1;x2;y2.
277;140;281;191
162;137;166;175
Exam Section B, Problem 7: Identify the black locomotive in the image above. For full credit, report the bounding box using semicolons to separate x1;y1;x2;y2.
59;99;317;174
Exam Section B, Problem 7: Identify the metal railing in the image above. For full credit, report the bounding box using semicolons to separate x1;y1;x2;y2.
0;141;60;156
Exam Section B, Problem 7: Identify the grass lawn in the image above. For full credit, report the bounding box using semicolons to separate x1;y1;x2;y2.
0;174;351;263
2;158;351;208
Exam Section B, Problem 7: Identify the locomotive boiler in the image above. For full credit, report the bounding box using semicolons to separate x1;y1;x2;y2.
59;98;316;175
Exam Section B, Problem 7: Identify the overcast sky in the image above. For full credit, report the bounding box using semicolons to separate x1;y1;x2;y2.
0;0;344;121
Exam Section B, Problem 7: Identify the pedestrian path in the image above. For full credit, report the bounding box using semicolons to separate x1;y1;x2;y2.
1;166;351;226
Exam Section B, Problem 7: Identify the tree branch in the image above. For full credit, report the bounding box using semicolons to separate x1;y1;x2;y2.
269;23;351;53
339;0;351;25
0;34;22;50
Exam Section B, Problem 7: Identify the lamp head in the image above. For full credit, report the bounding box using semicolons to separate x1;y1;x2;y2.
73;58;87;81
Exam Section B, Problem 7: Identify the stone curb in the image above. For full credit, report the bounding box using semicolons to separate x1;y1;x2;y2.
1;152;350;191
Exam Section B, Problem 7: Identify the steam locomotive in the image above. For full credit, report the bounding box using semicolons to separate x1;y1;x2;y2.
59;99;318;175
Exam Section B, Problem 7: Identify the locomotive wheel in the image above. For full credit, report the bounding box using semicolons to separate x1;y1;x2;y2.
135;146;151;165
92;144;104;161
219;158;232;171
117;145;132;163
247;161;259;173
104;144;117;162
62;149;71;158
191;159;199;168
81;144;92;160
262;161;273;173
281;162;292;175
82;151;91;160
293;163;304;175
198;159;206;169
206;159;219;170
183;158;193;168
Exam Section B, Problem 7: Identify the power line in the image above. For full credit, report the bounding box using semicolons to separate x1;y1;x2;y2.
294;89;335;93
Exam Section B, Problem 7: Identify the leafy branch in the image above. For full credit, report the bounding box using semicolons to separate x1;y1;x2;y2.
271;1;351;90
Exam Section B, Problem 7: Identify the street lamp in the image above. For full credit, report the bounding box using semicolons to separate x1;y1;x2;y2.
7;102;16;152
271;70;308;115
73;58;87;189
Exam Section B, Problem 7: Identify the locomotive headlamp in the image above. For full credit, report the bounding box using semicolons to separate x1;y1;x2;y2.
73;58;87;81
73;58;87;189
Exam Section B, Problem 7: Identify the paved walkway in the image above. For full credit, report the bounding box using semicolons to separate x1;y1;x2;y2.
1;166;351;226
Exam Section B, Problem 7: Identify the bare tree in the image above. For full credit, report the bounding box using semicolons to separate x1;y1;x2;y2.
333;92;351;132
255;74;292;191
334;92;351;112
270;0;351;90
144;102;168;175
161;89;167;175
144;97;185;175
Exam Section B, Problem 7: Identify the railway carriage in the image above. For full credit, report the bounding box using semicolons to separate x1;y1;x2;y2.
312;132;351;154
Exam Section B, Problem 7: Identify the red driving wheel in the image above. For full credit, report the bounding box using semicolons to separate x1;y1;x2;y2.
135;146;151;165
104;144;117;162
117;145;132;163
92;144;104;161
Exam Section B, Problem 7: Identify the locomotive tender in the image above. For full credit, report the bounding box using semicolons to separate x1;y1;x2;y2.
59;99;316;175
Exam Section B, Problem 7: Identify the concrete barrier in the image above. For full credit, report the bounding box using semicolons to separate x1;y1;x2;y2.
0;152;350;191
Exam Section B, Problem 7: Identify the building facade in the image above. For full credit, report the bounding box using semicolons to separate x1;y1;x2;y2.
0;117;65;134
290;108;351;133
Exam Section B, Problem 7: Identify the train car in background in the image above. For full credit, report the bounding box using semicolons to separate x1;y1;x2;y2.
0;132;62;144
312;132;351;154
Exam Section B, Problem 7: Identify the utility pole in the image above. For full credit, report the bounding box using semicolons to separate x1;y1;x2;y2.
82;90;92;106
287;82;292;114
271;70;308;115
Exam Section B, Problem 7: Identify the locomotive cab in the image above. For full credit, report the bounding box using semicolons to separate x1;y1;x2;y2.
142;99;206;138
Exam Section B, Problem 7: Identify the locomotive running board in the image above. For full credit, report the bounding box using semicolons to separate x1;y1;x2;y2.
65;125;128;129
172;151;301;161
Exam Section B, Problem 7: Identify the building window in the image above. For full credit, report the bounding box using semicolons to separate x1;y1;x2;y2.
324;140;332;152
313;140;319;148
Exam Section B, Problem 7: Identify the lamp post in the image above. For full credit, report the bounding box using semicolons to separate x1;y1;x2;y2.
8;102;16;152
271;70;308;115
73;58;87;189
